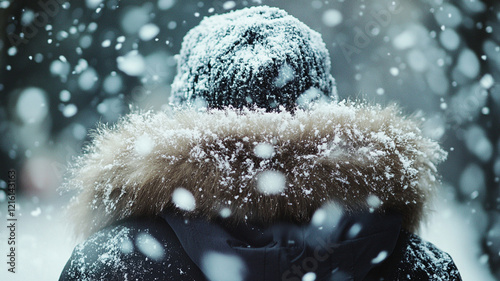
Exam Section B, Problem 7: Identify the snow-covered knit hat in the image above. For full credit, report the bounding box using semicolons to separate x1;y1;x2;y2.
170;6;337;110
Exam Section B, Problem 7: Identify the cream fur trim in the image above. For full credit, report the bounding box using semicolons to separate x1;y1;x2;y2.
65;102;447;237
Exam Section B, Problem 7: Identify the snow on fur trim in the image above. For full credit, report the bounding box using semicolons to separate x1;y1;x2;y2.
64;101;446;238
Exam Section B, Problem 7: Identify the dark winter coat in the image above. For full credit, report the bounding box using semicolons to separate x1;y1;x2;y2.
59;103;461;280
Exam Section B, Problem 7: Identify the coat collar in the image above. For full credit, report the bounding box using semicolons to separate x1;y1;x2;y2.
65;101;446;238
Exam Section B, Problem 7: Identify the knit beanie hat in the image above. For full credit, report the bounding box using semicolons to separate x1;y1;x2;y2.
170;6;337;110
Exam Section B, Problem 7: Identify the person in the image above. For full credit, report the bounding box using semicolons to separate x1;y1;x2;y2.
60;6;462;281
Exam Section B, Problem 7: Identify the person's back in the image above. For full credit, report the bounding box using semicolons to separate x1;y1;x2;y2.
60;6;461;281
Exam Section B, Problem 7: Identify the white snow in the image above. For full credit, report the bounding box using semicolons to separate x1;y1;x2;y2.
16;87;48;124
79;35;93;48
302;272;317;281
254;143;275;159
464;125;493;162
103;74;123;94
449;83;488;123
21;9;35;25
74;59;89;74
366;194;382;209
439;29;460;50
297;87;324;108
101;39;111;47
95;97;123;121
311;202;343;228
120;237;134;254
479;74;494;89
219;207;231;218
50;59;70;77
34;53;44;63
158;0;175;10
371;251;388;264
0;1;10;8
97;102;107;114
257;170;286;195
168;21;177;30
78;68;98;91
139;23;160;41
172;187;196;211
66;28;76;36
457;48;479;79
393;30;417;50
434;3;462;28
460;0;486;13
7;46;17;56
233;44;273;72
202;252;245;281
135;232;165;261
222;1;236;10
121;6;150;34
311;208;327;226
426;69;449;95
62;104;78;118
459;164;485;199
72;123;87;140
322;9;342;27
87;22;98;32
440;102;447;110
117;51;146;76
311;0;322;9
30;207;42;217
57;30;69;40
86;0;103;9
422;115;446;140
407;49;428;72
274;63;295;88
389;67;399;76
134;133;155;156
347;223;362;238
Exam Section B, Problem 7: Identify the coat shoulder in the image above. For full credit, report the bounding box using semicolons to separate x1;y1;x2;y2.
59;217;205;281
396;231;462;281
367;230;461;281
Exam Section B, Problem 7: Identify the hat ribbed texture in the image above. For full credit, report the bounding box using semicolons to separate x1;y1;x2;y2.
170;6;337;110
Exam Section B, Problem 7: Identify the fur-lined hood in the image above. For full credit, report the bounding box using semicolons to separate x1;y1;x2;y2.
65;102;446;238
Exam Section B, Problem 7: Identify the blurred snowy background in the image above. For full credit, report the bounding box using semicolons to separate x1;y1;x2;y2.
0;0;499;280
